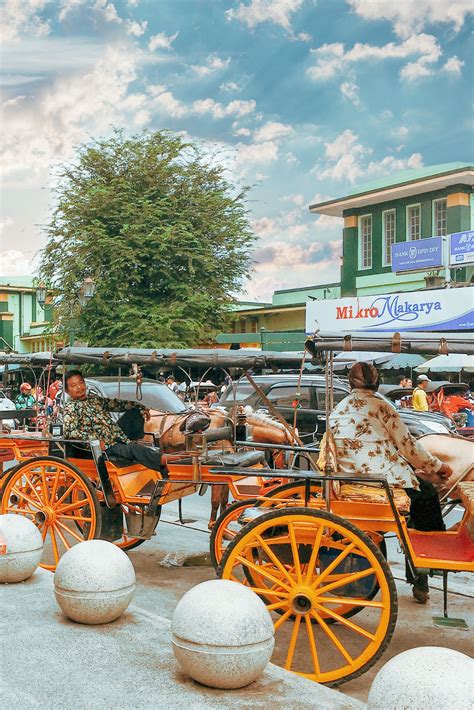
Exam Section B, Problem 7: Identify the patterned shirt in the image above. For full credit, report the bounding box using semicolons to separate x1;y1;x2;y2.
329;389;442;489
63;395;144;448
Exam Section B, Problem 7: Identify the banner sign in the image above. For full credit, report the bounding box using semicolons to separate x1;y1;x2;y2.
450;231;474;266
391;237;443;273
306;288;474;333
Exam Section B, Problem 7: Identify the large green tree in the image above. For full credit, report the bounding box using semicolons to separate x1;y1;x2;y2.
39;130;255;347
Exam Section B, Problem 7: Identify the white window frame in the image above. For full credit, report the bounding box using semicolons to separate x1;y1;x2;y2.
406;203;421;241
358;214;372;270
382;209;396;267
433;198;447;237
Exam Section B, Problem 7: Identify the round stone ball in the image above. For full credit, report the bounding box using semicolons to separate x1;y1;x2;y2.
0;514;43;583
171;579;274;689
368;646;474;710
54;540;135;625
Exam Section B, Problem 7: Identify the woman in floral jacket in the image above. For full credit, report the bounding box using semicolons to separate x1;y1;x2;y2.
329;361;452;604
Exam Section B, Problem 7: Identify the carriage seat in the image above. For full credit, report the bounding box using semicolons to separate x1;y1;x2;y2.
337;482;411;513
203;449;265;467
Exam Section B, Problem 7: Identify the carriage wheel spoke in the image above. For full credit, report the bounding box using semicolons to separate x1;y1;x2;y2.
274;607;293;632
250;587;288;598
55;519;85;544
40;467;50;504
304;523;325;583
311;610;353;665
52;522;72;550
22;473;43;504
316;566;376;597
54;481;78;508
55;498;90;515
285;615;301;670
254;534;295;586
311;541;357;589
319;596;383;608
288;522;303;584
314;602;376;641
49;469;61;505
56;514;93;523
267;600;290;612
305;615;321;676
50;526;61;563
235;554;291;591
11;487;42;511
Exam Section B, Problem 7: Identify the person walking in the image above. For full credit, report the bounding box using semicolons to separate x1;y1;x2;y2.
412;374;430;411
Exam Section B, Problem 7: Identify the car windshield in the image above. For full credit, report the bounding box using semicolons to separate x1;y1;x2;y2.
87;381;187;413
219;382;255;403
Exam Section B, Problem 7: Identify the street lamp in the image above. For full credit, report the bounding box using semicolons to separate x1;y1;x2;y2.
260;327;266;351
36;277;96;346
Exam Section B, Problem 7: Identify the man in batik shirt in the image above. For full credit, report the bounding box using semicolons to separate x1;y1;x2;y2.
329;362;452;604
63;370;163;472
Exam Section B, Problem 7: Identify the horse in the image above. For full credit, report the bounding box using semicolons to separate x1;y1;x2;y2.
416;433;474;501
144;406;295;528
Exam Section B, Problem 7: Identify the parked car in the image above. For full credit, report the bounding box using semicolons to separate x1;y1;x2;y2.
217;374;456;441
85;377;188;414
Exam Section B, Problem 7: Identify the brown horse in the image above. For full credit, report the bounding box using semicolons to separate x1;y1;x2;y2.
145;407;294;527
416;433;474;500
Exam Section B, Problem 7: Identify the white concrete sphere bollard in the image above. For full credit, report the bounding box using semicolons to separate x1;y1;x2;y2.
171;579;274;689
0;514;43;583
368;646;474;710
54;540;135;624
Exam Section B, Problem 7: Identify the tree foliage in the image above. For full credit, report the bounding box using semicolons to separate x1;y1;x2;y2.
40;130;255;347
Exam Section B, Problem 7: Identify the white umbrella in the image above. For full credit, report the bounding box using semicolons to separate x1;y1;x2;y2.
415;354;474;374
332;351;392;372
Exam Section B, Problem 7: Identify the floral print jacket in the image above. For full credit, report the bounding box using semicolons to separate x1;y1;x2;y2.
329;389;442;489
63;395;144;449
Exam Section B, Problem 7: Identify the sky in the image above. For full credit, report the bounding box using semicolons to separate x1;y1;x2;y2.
0;0;473;301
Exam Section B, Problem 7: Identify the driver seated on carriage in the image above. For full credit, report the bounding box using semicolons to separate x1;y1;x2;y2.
329;362;452;605
62;370;165;474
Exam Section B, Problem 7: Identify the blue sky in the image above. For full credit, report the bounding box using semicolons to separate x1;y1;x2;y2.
1;0;472;300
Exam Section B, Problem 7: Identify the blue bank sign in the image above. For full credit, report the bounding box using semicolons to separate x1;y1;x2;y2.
450;230;474;266
391;237;443;273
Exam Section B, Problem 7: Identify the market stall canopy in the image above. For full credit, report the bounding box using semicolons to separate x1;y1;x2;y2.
305;331;474;356
0;352;57;366
55;347;309;370
415;354;474;374
378;354;426;370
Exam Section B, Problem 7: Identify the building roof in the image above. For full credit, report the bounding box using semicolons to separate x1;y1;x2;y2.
310;162;474;217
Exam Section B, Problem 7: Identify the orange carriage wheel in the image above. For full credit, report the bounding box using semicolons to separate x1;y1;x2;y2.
218;507;396;687
0;456;102;571
210;498;260;568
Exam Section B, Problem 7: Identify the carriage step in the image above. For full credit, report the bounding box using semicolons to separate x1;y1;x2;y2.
433;616;468;629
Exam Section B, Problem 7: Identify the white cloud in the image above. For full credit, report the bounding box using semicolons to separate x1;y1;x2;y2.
347;0;473;39
149;85;187;118
192;97;256;120
443;56;464;75
58;0;84;21
307;34;442;83
391;125;409;139
285;151;298;165
126;19;147;36
0;250;33;277
226;0;303;32
316;129;424;184
233;126;252;137
2;95;26;108
191;54;231;77
254;121;293;143
93;0;122;24
235;140;279;168
133;109;151;126
1;46;146;175
282;193;305;205
0;216;14;234
221;81;243;92
0;0;50;41
148;31;178;52
340;81;361;109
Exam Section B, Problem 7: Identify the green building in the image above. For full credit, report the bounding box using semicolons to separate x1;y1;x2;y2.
0;277;52;353
310;162;473;297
